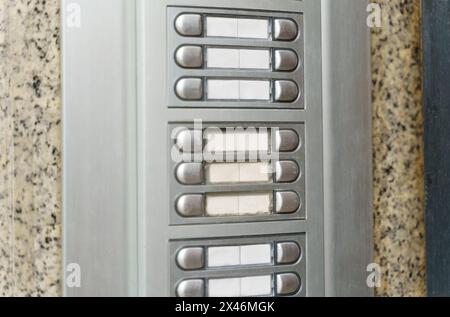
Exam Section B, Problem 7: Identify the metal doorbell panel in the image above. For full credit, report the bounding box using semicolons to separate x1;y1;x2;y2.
62;0;372;297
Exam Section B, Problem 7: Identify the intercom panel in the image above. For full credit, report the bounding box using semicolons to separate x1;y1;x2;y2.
139;0;323;297
62;0;372;297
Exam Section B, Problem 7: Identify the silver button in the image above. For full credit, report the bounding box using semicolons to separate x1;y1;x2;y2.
176;279;205;297
276;242;301;264
274;80;299;102
176;129;203;153
176;247;205;270
273;19;298;41
275;191;301;214
275;130;300;152
175;45;203;68
176;163;204;185
275;161;300;183
175;78;203;100
274;49;298;71
175;14;203;37
276;273;300;295
176;194;205;217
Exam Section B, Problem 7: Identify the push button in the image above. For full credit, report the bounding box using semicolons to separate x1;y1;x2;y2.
274;49;298;71
175;130;203;153
273;19;298;41
276;273;300;295
176;194;205;217
274;80;299;102
276;242;301;264
175;45;203;68
275;130;300;152
176;279;205;297
275;191;301;214
176;163;204;185
175;14;203;37
176;247;205;270
275;161;300;183
175;78;203;100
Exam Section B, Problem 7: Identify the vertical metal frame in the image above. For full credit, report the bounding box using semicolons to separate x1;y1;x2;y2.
322;0;373;296
62;0;137;296
168;122;306;225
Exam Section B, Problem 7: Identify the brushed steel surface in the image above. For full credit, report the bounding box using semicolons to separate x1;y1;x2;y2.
62;0;137;297
176;194;205;217
273;19;298;41
274;49;298;71
276;273;300;295
175;129;204;153
276;242;301;264
274;80;299;102
275;161;300;183
175;78;204;100
176;247;205;270
176;279;205;297
275;191;301;214
322;0;373;297
275;129;300;152
176;163;204;185
175;45;203;68
175;14;203;36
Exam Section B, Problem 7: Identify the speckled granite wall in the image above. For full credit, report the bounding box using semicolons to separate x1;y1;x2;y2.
372;0;426;297
0;0;62;296
0;0;425;296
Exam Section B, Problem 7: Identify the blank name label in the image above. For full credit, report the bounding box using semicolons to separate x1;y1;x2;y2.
205;162;272;184
203;129;270;153
207;80;270;100
206;17;269;39
207;48;270;69
208;275;272;297
208;244;272;268
205;192;272;216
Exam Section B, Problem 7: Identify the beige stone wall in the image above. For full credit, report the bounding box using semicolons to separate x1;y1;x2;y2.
372;0;426;297
0;0;62;296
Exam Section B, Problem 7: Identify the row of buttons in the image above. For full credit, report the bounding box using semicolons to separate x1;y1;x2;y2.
177;273;301;297
175;78;299;102
175;46;299;72
175;14;299;41
176;161;300;185
176;191;301;217
177;242;301;270
176;129;300;153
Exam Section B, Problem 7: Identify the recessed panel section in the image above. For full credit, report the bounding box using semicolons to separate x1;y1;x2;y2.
170;234;306;297
169;123;305;225
167;7;304;109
